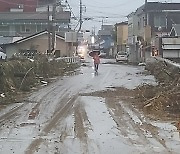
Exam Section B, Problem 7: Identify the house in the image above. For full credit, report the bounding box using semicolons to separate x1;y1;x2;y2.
98;25;115;57
115;22;128;53
0;0;60;12
127;12;139;63
2;30;75;58
0;11;71;37
0;0;71;38
0;0;37;12
127;1;180;62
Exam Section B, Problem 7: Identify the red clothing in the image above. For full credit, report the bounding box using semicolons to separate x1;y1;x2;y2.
93;54;100;64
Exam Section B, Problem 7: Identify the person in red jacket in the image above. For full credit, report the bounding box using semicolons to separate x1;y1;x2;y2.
93;52;100;72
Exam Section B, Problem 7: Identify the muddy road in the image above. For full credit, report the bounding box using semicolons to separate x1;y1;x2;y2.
0;58;180;154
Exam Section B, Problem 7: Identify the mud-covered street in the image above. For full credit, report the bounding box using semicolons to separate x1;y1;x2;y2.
0;58;180;154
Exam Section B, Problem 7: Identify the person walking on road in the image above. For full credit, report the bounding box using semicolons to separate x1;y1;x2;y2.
93;52;100;72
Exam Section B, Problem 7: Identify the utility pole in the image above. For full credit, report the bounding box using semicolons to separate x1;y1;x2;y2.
75;0;83;55
48;5;51;54
78;0;83;33
52;0;56;54
145;0;147;26
142;0;148;62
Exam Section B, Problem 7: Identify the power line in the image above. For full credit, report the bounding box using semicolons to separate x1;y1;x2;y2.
84;0;132;9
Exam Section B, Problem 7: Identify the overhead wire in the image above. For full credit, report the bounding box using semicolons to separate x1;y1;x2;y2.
84;0;133;9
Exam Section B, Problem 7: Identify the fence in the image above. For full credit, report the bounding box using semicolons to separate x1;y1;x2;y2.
55;56;80;64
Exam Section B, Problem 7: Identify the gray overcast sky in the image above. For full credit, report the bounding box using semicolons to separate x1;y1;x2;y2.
67;0;179;32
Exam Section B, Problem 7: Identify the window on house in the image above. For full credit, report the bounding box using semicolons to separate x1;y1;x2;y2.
128;24;133;35
154;15;166;27
21;25;31;33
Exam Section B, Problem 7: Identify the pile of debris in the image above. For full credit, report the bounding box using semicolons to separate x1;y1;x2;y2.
134;58;180;119
0;56;79;104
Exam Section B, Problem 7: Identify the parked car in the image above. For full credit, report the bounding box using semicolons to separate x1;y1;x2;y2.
99;50;106;58
116;52;129;63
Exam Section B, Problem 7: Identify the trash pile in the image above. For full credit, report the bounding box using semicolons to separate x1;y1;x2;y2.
135;58;180;119
0;56;79;104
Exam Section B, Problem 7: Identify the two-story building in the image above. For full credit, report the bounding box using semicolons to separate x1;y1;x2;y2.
127;1;180;62
0;0;71;37
0;0;74;57
0;0;37;12
127;12;139;63
115;22;128;53
98;25;115;57
0;11;71;37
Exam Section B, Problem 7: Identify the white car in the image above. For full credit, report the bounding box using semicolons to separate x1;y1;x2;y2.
116;52;129;62
99;50;106;58
0;51;7;60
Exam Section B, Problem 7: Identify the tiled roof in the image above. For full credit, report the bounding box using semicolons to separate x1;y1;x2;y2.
98;30;112;36
1;30;65;45
14;30;65;44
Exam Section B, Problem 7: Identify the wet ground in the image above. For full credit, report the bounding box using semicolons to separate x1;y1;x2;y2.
0;58;180;154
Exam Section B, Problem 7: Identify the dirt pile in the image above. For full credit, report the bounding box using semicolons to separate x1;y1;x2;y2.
135;58;180;119
0;56;79;104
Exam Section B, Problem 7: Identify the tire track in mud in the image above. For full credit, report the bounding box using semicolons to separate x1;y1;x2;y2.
0;104;25;125
104;98;135;143
105;96;171;153
124;102;171;151
105;97;146;146
25;94;78;154
74;100;92;154
0;81;66;126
